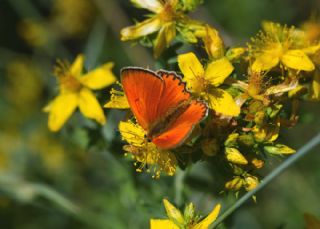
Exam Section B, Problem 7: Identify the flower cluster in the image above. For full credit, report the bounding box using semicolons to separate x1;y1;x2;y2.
18;0;96;47
45;1;320;193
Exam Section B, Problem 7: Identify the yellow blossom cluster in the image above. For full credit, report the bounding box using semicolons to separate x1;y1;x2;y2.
18;0;96;47
110;2;320;190
44;0;320;193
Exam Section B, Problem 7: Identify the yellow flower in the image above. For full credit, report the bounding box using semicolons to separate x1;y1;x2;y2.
225;147;248;165
225;174;259;192
121;0;204;58
196;24;225;60
196;24;246;61
104;84;130;109
244;175;259;191
252;121;280;143
50;0;95;37
240;71;298;105
178;52;240;116
119;121;176;178
150;199;221;229
251;158;264;169
225;176;244;191
5;59;43;115
17;19;49;47
44;54;116;132
150;219;179;229
250;21;315;72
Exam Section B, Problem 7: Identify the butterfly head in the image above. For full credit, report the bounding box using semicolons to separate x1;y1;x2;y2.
144;134;152;143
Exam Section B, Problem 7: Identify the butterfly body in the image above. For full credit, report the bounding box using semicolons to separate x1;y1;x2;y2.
121;67;208;149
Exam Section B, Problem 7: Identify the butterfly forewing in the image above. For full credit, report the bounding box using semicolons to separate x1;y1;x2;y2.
121;68;164;130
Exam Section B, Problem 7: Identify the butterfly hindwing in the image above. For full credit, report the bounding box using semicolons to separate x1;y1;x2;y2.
156;70;191;119
152;100;208;149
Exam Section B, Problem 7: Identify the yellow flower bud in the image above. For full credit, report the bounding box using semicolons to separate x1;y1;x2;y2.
225;148;248;165
251;158;264;169
226;47;246;60
202;25;225;59
244;175;259;191
163;199;185;226
225;176;244;191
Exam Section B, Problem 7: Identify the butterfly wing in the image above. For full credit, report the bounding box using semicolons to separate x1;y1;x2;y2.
121;67;164;130
156;70;190;118
152;100;208;149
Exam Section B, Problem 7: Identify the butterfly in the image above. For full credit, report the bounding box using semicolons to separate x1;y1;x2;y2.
121;67;208;150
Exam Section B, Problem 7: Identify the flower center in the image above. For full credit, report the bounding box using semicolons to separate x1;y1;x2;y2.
197;76;211;96
159;2;176;23
54;60;82;92
60;74;82;92
265;42;283;58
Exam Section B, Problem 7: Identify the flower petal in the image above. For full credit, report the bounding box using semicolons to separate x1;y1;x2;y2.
302;44;320;55
205;57;234;86
121;16;161;41
202;25;224;59
78;88;106;125
163;199;184;226
150;219;179;229
206;89;240;116
226;47;246;60
104;88;130;109
178;52;205;92
45;93;78;132
281;49;315;71
70;54;84;77
131;0;163;13
193;204;221;229
153;22;176;58
251;53;279;72
119;121;145;146
79;62;116;89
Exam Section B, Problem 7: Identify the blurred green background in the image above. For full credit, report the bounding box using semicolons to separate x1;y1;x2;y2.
0;0;320;228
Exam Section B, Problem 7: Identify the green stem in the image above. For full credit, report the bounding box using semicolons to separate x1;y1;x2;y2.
212;132;320;228
174;168;187;206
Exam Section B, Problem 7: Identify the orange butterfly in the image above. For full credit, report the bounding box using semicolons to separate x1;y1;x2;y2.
121;67;208;149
